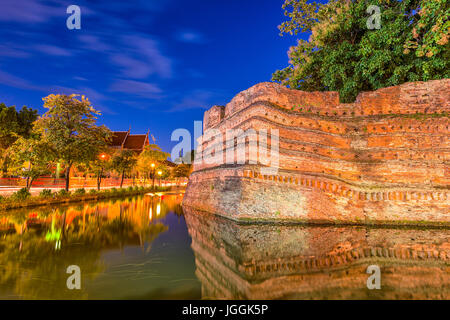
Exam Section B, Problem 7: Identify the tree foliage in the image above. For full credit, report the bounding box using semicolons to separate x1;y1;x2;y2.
111;149;137;187
8;133;56;189
273;0;449;102
172;163;192;178
34;94;111;190
137;144;170;179
0;103;38;175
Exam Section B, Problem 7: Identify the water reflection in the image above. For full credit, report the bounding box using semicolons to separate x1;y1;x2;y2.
183;206;450;299
0;193;200;299
1;194;449;300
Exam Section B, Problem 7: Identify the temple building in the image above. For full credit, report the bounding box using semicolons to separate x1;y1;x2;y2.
109;128;150;154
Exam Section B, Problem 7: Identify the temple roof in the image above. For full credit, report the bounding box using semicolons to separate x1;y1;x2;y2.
123;134;148;151
109;129;149;153
111;131;129;147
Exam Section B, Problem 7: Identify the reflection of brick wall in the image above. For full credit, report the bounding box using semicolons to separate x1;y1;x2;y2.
185;79;450;225
184;207;450;299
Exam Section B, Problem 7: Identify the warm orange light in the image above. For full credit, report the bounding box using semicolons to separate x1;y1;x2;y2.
157;170;162;175
99;154;107;159
151;163;155;168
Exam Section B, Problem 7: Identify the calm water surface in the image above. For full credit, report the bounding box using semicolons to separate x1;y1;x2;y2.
0;193;449;299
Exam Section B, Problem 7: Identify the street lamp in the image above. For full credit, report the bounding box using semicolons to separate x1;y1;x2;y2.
157;170;162;187
98;153;108;190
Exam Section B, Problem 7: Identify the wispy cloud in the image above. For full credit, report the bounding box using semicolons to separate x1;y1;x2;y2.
110;79;162;99
114;35;172;79
78;34;113;52
0;44;31;58
78;33;172;79
0;0;61;23
168;90;224;112
176;30;206;44
0;69;44;91
34;44;73;56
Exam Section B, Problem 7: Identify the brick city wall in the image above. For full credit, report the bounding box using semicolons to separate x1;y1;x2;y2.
184;79;450;225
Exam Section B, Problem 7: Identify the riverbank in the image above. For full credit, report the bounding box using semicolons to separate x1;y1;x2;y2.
0;186;183;211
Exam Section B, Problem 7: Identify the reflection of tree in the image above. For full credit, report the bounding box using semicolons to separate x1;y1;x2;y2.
0;196;171;299
0;229;102;299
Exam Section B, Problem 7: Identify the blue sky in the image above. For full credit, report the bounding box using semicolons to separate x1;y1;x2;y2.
0;0;305;152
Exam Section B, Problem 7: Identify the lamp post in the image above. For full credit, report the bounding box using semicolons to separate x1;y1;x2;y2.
151;163;155;189
98;153;107;191
157;170;162;187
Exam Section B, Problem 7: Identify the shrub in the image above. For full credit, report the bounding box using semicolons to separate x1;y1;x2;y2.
110;188;118;194
58;189;70;197
11;188;31;201
74;188;86;195
89;189;97;194
39;189;52;198
0;195;4;203
127;186;134;192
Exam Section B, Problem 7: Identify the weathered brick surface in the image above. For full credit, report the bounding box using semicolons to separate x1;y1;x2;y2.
184;80;450;225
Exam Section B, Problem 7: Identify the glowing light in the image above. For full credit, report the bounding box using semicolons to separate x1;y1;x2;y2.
156;203;161;216
151;163;155;168
149;207;153;220
157;170;162;176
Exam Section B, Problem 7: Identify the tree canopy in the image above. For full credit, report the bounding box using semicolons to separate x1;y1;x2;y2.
34;94;111;190
0;103;38;175
273;0;449;102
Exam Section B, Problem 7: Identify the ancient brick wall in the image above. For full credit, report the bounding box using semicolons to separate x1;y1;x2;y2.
184;79;450;225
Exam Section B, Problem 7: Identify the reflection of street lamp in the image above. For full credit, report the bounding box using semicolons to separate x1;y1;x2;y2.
157;170;162;187
151;163;155;188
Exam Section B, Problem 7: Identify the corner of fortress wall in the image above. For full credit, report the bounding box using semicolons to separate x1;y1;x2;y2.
203;79;450;130
185;79;450;226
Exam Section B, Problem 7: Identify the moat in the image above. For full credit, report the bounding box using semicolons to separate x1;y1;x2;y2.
0;194;448;299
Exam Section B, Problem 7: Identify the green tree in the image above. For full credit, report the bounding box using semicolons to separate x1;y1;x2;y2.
273;0;449;102
172;163;192;178
111;149;137;188
0;103;38;175
137;144;169;186
34;94;111;191
8;133;56;190
86;149;113;190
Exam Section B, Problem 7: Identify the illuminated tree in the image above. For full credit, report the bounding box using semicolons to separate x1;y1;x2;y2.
273;0;449;102
35;94;111;191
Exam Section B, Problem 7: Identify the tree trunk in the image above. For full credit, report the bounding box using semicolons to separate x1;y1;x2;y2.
27;177;35;191
97;167;103;191
120;170;125;188
65;163;72;192
152;172;155;189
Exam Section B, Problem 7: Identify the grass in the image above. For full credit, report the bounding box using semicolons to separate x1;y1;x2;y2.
0;185;171;211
